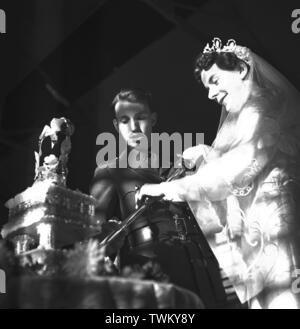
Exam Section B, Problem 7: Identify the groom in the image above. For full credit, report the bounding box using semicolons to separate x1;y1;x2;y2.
90;88;230;308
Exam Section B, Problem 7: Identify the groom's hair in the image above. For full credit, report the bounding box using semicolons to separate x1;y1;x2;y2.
111;88;153;116
194;51;250;83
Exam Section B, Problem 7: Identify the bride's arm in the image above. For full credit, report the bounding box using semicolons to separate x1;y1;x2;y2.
163;141;272;202
139;107;280;203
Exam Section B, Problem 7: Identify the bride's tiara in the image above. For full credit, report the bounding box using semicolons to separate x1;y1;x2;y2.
203;37;251;64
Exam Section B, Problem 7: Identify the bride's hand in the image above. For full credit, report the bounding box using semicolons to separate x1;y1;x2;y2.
135;184;164;205
182;144;211;169
136;183;184;205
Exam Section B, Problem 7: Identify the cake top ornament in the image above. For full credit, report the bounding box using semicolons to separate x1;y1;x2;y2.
203;37;251;64
34;117;75;185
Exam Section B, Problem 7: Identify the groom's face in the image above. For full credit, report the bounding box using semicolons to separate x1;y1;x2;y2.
201;63;247;113
113;100;156;150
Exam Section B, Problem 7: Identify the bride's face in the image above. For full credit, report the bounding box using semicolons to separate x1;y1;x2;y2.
201;63;249;113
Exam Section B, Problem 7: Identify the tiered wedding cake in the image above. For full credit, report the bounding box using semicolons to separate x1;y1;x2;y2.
1;118;101;254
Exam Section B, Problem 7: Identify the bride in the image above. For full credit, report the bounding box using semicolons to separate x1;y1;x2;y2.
137;38;300;309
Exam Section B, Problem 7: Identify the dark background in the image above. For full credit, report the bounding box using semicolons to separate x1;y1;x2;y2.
0;0;300;227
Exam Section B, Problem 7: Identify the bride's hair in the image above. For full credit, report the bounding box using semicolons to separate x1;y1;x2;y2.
194;51;250;83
